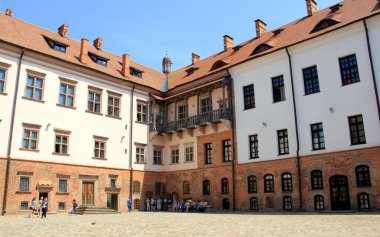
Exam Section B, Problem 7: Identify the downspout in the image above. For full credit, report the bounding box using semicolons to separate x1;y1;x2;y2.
285;48;303;210
226;69;236;211
363;19;380;124
2;49;25;215
128;84;136;201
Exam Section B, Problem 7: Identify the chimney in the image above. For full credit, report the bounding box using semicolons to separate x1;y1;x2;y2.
121;54;130;77
223;35;234;51
306;0;318;16
93;37;102;50
255;19;267;38
58;24;69;37
79;38;89;64
5;8;12;16
192;53;200;64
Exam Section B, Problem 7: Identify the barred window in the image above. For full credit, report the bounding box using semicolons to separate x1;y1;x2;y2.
264;174;274;193
314;195;325;210
243;84;255;110
349;115;366;145
339;54;360;86
20;202;29;210
311;170;323;190
358;193;370;210
277;129;289;155
133;181;140;193
58;202;65;211
19;177;30;191
247;175;257;193
283;196;292;210
183;181;190;195
58;179;67;193
355;165;371;187
303;66;320;95
272;75;285;103
134;199;140;210
281;173;293;192
249;135;259;159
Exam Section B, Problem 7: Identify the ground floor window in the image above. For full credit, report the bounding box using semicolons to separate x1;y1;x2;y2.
134;199;140;210
283;196;292;210
250;197;258;211
58;202;65;211
358;193;370;210
20;201;29;210
314;195;325;210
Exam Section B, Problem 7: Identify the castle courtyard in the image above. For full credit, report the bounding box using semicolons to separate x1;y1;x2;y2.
0;212;379;236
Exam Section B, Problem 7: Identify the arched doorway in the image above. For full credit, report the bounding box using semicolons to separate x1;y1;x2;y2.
222;198;230;210
330;175;351;210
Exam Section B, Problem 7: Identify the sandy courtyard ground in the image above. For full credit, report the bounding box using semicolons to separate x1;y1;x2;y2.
0;212;379;237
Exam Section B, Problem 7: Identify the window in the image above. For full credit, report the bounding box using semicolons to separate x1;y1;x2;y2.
137;103;147;123
311;170;323;190
221;178;229;195
203;180;210;195
22;128;39;151
277;129;289;155
311;19;340;33
19;177;30;191
133;181;140;193
55;134;69;155
243;84;255;110
25;75;44;101
136;146;145;163
96;57;108;66
303;66;320;95
58;202;65;211
183;181;190;195
311;123;325;150
283;196;292;210
358;193;370;210
53;42;67;53
250;197;258;211
171;149;179;164
153;148;162;165
94;139;106;159
355;165;371;187
247;175;257;193
210;60;227;71
155;182;161;195
130;67;143;78
88;89;102;113
314;195;325;210
58;179;67;193
59;82;75;107
0;69;5;93
349;115;366;145
205;143;213;164
223;140;232;162
251;44;272;55
249;135;259;159
107;95;120;118
200;97;211;114
264;174;274;193
134;199;140;210
20;202;29;211
185;146;193;162
177;101;188;120
281;173;293;192
339;54;360;86
110;179;116;188
272;75;285;103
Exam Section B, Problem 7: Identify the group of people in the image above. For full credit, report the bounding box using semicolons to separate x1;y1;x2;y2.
145;197;163;211
172;199;209;212
28;197;48;218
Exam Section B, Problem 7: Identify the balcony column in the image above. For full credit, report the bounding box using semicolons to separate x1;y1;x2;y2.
174;99;178;121
222;79;227;116
185;96;189;118
208;89;213;120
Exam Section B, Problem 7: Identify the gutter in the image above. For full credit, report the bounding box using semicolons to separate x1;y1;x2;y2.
128;84;136;200
363;19;380;125
285;47;303;210
2;49;25;215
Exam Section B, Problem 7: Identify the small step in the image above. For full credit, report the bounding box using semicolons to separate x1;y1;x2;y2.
76;205;120;215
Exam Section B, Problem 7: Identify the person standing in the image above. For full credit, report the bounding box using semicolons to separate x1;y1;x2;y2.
127;197;132;212
41;197;48;219
72;199;78;214
146;198;150;211
157;197;162;211
37;197;43;218
28;197;36;218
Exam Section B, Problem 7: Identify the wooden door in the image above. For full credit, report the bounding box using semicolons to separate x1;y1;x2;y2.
82;182;94;205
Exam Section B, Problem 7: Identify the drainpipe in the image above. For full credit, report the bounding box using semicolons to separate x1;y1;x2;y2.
226;70;236;211
286;48;303;210
2;49;25;215
363;19;380;125
128;85;136;200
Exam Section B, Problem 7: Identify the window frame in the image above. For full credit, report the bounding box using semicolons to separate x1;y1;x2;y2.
153;147;162;165
250;197;259;211
339;54;360;86
136;102;148;123
87;87;102;114
25;74;45;101
21;123;41;151
53;42;67;53
184;145;194;162
277;129;289;155
311;123;325;150
202;179;210;196
357;192;370;210
107;93;121;118
58;179;68;193
171;148;180;164
205;143;213;164
249;135;259;159
355;165;371;187
247;175;257;193
272;75;286;103
243;84;255;110
310;170;323;190
54;129;71;155
19;177;30;192
283;196;292;211
0;63;10;94
200;96;211;114
222;140;232;162
221;178;229;195
302;65;320;95
20;201;29;211
264;174;274;193
58;79;77;108
177;100;188;120
183;181;190;195
348;115;366;145
281;172;293;192
314;195;325;211
133;181;141;193
93;136;108;159
135;145;146;164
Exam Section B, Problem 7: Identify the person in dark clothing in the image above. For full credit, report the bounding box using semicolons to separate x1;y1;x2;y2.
41;197;48;219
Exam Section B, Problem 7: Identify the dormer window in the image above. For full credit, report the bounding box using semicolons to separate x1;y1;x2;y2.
89;52;109;67
329;4;342;13
233;45;243;52
251;44;272;55
53;42;67;53
310;19;340;33
185;67;199;76
130;67;143;78
210;60;227;71
273;28;284;36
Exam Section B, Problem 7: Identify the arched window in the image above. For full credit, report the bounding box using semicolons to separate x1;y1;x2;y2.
358;193;370;210
310;19;340;33
355;165;371;187
210;60;227;71
264;174;274;193
133;199;140;210
250;197;258;211
251;44;272;55
314;195;325;210
283;196;292;210
133;181;140;193
281;172;293;192
183;181;190;195
247;175;257;193
311;170;323;190
221;178;229;195
203;180;210;195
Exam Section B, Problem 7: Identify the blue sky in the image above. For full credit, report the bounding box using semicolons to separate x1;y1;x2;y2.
0;0;338;71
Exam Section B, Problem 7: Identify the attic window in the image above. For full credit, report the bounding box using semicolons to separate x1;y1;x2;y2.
233;45;243;52
89;53;109;66
273;28;284;36
210;60;227;71
310;19;340;33
251;44;272;55
43;36;68;53
130;67;143;78
329;4;342;13
185;67;199;76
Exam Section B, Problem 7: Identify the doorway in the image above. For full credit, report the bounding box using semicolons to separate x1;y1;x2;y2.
330;175;351;210
82;182;95;205
222;198;230;210
107;194;118;210
39;192;49;212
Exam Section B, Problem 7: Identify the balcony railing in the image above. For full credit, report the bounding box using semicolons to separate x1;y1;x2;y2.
150;109;231;133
